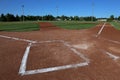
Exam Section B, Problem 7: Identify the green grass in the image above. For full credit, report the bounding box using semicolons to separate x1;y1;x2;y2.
50;21;98;30
0;21;99;32
0;21;39;32
110;21;120;30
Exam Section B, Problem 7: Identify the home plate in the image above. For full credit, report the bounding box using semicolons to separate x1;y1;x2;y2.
20;41;88;75
72;42;94;50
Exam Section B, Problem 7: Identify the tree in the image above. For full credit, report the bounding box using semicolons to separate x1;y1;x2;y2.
70;16;74;20
0;14;6;21
61;15;66;20
6;13;16;21
110;15;114;21
47;15;55;20
79;17;84;21
15;15;20;21
74;16;79;21
118;16;120;21
84;17;91;21
20;15;26;21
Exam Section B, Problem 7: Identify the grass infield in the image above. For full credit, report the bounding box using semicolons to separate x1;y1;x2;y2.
111;22;120;30
0;21;99;32
0;21;39;32
51;21;98;30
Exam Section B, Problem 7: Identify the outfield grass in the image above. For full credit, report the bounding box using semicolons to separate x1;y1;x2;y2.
110;22;120;30
0;21;99;32
0;21;39;32
50;21;98;30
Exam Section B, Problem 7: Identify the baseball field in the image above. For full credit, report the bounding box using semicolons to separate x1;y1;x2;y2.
0;21;120;80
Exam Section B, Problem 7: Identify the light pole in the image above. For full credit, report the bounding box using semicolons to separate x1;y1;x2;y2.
92;2;94;21
42;9;44;21
22;5;24;22
56;6;58;20
56;6;58;17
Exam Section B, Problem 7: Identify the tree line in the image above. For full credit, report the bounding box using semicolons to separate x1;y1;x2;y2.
107;15;120;21
1;13;119;22
0;13;97;22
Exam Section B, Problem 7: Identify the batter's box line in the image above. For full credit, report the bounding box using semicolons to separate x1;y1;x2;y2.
19;40;90;76
98;37;120;45
0;35;89;75
0;35;37;43
99;48;119;61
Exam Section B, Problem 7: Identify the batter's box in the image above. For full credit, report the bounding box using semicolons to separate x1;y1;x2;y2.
19;40;89;76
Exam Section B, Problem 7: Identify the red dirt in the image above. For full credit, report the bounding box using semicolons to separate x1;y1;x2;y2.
27;42;84;70
0;22;120;80
39;22;61;30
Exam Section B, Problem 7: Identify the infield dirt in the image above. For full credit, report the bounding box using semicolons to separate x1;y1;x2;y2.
0;22;120;80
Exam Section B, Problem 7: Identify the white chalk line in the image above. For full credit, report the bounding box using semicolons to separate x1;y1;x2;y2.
97;36;120;61
36;40;89;63
19;40;89;75
0;35;67;44
99;49;119;61
0;35;37;43
23;62;88;75
19;43;32;75
98;37;120;45
96;22;106;37
105;51;119;60
0;35;89;75
62;41;90;63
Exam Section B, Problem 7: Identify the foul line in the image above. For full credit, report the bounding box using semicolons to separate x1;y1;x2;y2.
96;22;106;37
99;49;119;61
98;37;120;45
0;35;36;43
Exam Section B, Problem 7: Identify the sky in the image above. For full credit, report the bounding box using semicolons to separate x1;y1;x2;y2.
0;0;120;18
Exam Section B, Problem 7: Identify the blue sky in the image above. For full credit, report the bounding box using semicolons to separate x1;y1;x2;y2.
0;0;120;18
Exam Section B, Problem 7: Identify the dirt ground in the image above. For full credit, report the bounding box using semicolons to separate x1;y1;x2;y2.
0;22;120;80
